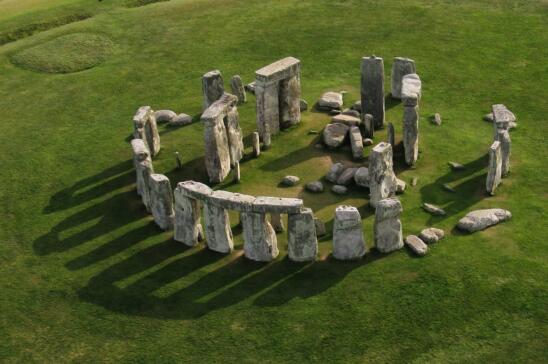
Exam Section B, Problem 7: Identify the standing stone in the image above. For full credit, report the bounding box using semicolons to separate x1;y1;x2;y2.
486;141;502;195
287;208;318;262
202;95;233;183
252;131;261;157
202;70;224;111
333;205;366;260
374;198;403;253
131;139;151;197
402;95;419;166
242;211;279;262
314;218;326;236
149;174;174;230
233;162;241;183
203;200;233;253
391;57;416;99
133;106;161;157
349;126;364;160
369;142;397;207
174;182;207;246
279;75;301;128
387;122;395;148
496;129;511;177
363;113;374;138
230;75;246;104
175;151;183;170
270;213;285;233
224;102;244;167
361;56;385;129
136;158;154;212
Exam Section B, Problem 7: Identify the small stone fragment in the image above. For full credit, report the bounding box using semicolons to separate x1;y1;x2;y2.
419;227;445;244
457;208;511;232
326;162;345;183
305;181;324;193
411;177;418;186
252;131;260;157
337;167;358;186
405;235;428;256
154;109;177;123
323;123;349;148
329;109;342;115
281;175;300;186
433;113;442;126
422;202;446;216
448;161;465;171
317;91;343;111
331;185;348;195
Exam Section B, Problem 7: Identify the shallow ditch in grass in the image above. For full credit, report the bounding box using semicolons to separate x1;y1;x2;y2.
125;0;170;8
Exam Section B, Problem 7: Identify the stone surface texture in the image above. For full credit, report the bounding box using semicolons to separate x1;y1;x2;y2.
349;126;364;160
361;56;385;129
242;212;279;262
391;57;416;99
331;114;361;126
323;123;349;148
337;167;357;186
288;208;318;262
133;106;161;157
318;91;343;110
405;235;428;256
496;129;511;177
354;167;370;188
374;198;403;253
486;141;502;195
333;206;366;260
230;75;246;104
457;209;511;232
331;185;348;195
202;70;224;110
149;174;174;230
169;113;192;127
369;142;397;207
306;181;324;193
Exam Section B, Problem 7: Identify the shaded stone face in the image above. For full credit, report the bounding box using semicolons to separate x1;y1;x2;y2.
496;129;511;177
419;227;444;244
326;162;346;183
203;201;233;253
403;102;419;166
136;159;154;212
149;174;174;230
202;70;224;110
230;75;246;104
387;122;395;148
133;106;160;157
270;213;285;233
486;141;502;195
279;75;301;128
354;167;370;188
457;208;511;232
374;198;403;253
363;113;374;138
174;186;203;247
131;139;151;197
288;208;318;262
252;132;260;157
369;142;397;207
391;57;416;99
242;211;279;262
332;205;366;260
361;56;385;129
224;106;244;167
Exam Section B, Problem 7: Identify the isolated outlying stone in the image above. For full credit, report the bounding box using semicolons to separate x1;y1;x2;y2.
405;235;428;256
457;209;511;232
281;175;300;186
433;113;442;126
305;181;324;193
154;109;177;123
318;91;343;110
333;205;366;260
422;202;446;216
419;227;444;244
323;123;349;148
342;109;360;118
354;167;370;188
326;162;345;183
374;198;403;253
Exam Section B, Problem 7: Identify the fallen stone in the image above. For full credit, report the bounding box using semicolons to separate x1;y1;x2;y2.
300;99;308;111
314;218;326;236
354;167;370;188
329;109;342;115
349;127;364;160
331;185;348;195
233;162;240;183
154;109;177;123
405;235;428;256
326;162;345;183
306;181;324;193
342;109;360;118
396;178;406;194
374;198;403;253
131;139;151;198
363;138;373;146
318;91;343;110
333;205;366;260
457;208;511;232
351;100;362;112
281;175;300;186
422;203;446;216
278;75;302;129
433;113;442;126
331;114;361;126
149;174;174;231
308;130;320;135
337;167;358;186
230;75;246;104
449;161;465;170
369;142;397;207
361;56;385;129
168;113;193;127
419;227;445;244
442;184;456;193
391;57;416;99
323;123;349;148
288;208;318;262
486;141;502;195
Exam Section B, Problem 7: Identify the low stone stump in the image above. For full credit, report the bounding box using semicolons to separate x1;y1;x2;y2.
225;104;244;167
391;57;416;99
174;182;208;246
288;208;318;262
202;70;224;110
374;198;403;253
131;139;151;197
133;106;161;157
369;142;397;207
333;205;366;260
149;174;174;230
242;211;279;262
387;122;395;148
496;129;511;177
361;56;385;129
203;200;234;253
486;141;502;195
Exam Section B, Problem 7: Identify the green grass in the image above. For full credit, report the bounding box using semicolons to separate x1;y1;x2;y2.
0;0;547;362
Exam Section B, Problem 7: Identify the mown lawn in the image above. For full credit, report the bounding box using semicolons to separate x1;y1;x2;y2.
0;0;547;362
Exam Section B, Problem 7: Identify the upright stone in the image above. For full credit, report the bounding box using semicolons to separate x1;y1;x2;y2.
131;139;151;197
203;200;233;253
349;126;364;160
288;208;318;262
333;205;366;260
374;198;403;253
202;70;224;111
363;113;374;138
369;142;397;207
361;56;385;129
486;141;502;195
252;132;261;157
242;211;279;262
224;101;244;167
496;129;511;177
270;213;285;233
230;75;246;104
174;182;206;246
133;106;160;157
402;95;419;166
136;158;154;212
279;75;301;128
387;122;395;148
149;174;174;230
233;162;241;183
391;57;416;99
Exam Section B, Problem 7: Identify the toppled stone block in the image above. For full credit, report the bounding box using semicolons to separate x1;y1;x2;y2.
281;175;300;186
354;167;370;188
154;109;177;123
242;211;279;262
318;91;343;110
374;198;403;253
306;181;324;193
169;113;192;127
337;167;357;186
331;114;361;126
391;57;416;99
149;174;174;230
323;123;349;148
230;75;246;104
361;56;385;129
288;208;318;262
405;235;428;256
457;208;511;233
349;126;364;160
419;227;445;244
486;141;502;195
174;183;204;246
202;70;224;110
252;196;303;214
369;142;397;207
333;205;366;260
326;162;345;183
203;201;233;253
422;202;446;216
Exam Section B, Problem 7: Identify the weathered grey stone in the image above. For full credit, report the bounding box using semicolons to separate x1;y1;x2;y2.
154;109;177;123
433;113;442;126
279;75;301;128
326;162;345;183
224;105;244;167
349;126;364;160
396;178;406;194
449;161;465;171
136;159;154;212
361;56;385;129
342;109;360;118
354;167;370;188
169;113;193;127
333;206;366;260
245;81;256;94
288;208;318;262
208;190;256;212
203;201;233;253
405;235;428;256
331;185;348;195
270;213;285;233
391;57;416;99
387;122;395;148
363;113;374;138
331;114;361;126
133;106;160;157
351;100;362;112
337;167;358;186
323;123;349;148
419;227;445;244
422;202;446;216
177;180;212;200
149;174;174;230
174;183;203;246
131;139;151;197
242;211;278;262
252;131;261;157
403;100;419;166
401;73;422;102
314;218;326;236
486;141;502;195
252;196;303;214
299;99;308;112
374;198;403;253
230;75;246;104
202;70;224;110
457;208;511;233
318;91;343;110
369;142;397;207
306;181;324;193
281;175;300;186
233;162;240;183
496;129;511;177
492;104;516;135
363;138;373;146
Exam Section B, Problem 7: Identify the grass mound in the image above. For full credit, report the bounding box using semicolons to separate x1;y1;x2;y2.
10;32;113;73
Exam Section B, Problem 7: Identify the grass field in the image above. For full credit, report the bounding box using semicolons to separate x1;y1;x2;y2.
1;0;547;362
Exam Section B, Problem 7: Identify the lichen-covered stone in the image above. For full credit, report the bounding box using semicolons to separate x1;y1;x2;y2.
457;209;511;232
242;211;278;262
202;96;233;183
136;159;154;212
202;70;224;110
230;75;246;104
486;141;502;195
405;235;428;256
224;105;244;167
374;198;403;253
279;75;301;128
288;208;318;262
401;73;422;102
361;56;385;129
349;126;364;160
333;206;366;260
323;123;349;148
369;142;397;207
203;201;233;253
391;57;416;99
149;174;174;230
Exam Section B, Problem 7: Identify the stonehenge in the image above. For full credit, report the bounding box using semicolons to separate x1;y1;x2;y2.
149;174;175;230
201;93;243;183
369;142;397;207
486;140;502;195
401;73;422;166
288;208;318;262
202;70;224;110
203;198;234;254
333;206;367;260
361;56;385;129
174;181;208;246
133;106;161;157
374;198;403;253
496;129;511;177
255;57;301;146
457;209;512;233
131;139;151;197
391;57;416;99
230;75;246;104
